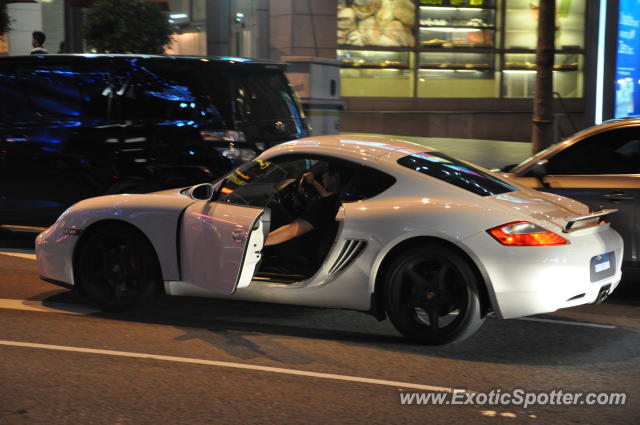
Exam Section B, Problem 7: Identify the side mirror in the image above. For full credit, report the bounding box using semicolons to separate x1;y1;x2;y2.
188;183;215;201
528;159;549;177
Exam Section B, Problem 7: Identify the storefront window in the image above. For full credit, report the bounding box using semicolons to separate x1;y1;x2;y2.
339;50;413;97
166;0;206;56
193;0;206;21
337;0;416;47
505;0;585;50
337;0;585;99
418;52;497;97
503;53;583;98
419;1;496;48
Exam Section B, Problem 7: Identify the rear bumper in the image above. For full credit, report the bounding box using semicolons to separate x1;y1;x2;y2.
460;225;623;319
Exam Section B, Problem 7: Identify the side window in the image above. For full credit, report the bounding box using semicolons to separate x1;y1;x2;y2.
75;66;114;119
342;166;396;202
398;152;516;197
545;128;640;175
231;68;307;139
234;70;293;121
18;66;84;119
215;155;361;208
217;158;313;207
115;61;212;121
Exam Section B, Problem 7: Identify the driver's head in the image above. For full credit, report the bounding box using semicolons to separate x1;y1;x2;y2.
321;164;347;193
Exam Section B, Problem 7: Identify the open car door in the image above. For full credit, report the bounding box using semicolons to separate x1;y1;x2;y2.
180;200;270;295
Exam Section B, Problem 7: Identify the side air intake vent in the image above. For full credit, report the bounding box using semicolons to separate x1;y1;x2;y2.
328;240;367;275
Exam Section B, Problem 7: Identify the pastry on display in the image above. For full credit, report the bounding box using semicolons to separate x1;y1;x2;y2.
338;7;365;46
338;0;415;47
421;38;446;46
353;0;382;20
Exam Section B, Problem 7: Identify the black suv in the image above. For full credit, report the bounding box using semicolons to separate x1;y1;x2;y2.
0;54;309;226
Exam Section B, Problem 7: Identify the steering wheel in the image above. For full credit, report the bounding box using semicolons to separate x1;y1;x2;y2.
276;173;317;216
295;173;322;210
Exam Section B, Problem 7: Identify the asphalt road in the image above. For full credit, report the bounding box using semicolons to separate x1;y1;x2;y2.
1;227;639;425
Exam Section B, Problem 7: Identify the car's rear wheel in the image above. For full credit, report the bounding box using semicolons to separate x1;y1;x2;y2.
384;245;484;345
76;223;161;311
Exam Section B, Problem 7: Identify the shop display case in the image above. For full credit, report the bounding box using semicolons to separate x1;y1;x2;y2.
419;0;496;48
503;52;580;71
418;52;498;97
338;50;414;97
420;51;494;71
503;53;583;98
338;50;411;69
336;0;586;99
337;0;415;47
505;0;585;50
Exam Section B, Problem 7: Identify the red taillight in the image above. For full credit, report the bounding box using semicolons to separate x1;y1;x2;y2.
487;221;567;246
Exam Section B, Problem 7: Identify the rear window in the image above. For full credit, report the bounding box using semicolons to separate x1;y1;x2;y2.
398;152;516;197
229;68;308;140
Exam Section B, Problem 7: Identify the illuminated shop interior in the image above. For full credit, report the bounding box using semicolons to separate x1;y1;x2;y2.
337;0;586;99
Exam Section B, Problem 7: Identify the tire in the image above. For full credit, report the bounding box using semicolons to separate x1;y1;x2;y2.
384;245;485;345
76;223;161;311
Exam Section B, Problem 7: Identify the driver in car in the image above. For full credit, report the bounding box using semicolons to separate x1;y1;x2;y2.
265;165;343;247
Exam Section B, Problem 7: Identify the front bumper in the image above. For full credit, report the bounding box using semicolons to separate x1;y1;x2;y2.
35;221;78;287
460;224;623;319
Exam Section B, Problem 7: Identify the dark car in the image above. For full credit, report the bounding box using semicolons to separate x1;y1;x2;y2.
501;118;640;267
0;54;309;226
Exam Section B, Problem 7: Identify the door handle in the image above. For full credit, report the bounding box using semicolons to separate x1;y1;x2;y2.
231;229;247;243
602;192;634;201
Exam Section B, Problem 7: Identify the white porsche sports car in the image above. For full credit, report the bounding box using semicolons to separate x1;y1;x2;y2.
36;135;623;345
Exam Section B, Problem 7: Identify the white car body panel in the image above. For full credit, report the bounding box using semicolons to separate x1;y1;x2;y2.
36;189;196;285
180;201;268;295
37;134;624;320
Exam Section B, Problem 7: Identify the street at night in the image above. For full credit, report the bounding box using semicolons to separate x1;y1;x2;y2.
1;226;639;425
2;0;640;423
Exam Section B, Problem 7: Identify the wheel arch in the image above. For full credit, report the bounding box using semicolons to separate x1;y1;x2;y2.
72;219;164;295
370;236;497;320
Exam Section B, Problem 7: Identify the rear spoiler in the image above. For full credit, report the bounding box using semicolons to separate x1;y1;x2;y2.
563;209;617;233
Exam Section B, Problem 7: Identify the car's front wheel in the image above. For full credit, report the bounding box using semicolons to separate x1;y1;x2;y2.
384;245;485;345
76;223;161;311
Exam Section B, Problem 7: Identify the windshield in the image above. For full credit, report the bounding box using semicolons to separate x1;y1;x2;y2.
510;143;560;174
398;152;517;197
216;159;288;207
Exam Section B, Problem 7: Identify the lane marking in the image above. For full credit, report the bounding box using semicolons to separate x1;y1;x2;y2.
0;299;99;316
0;251;36;260
0;339;459;393
516;317;617;329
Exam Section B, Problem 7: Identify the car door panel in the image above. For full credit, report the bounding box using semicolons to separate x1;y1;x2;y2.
535;175;638;264
180;201;270;295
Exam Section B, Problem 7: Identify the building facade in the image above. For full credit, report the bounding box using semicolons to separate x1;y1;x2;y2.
1;0;633;142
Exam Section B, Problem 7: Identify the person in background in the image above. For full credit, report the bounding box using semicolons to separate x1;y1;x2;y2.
30;31;48;54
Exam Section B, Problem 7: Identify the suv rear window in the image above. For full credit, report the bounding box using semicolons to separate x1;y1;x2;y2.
229;68;307;140
398;152;516;197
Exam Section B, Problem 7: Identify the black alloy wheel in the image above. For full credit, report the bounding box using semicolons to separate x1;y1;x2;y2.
76;223;161;311
384;245;484;345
